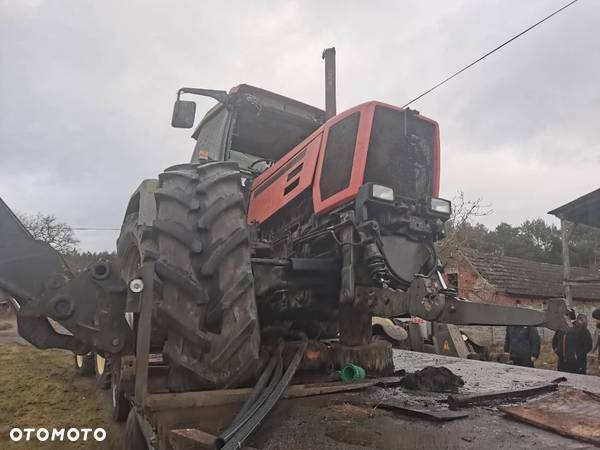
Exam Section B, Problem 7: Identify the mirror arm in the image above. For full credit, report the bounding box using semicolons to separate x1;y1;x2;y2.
177;88;229;105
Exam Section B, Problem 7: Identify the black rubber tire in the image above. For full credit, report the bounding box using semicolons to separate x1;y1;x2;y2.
117;211;159;283
154;161;260;389
111;357;131;422
73;353;94;376
124;409;148;450
117;210;167;347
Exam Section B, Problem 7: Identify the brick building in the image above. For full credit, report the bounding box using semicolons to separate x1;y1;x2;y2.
444;249;600;343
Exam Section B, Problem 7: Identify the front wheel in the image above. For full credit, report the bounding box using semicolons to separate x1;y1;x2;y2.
153;162;261;389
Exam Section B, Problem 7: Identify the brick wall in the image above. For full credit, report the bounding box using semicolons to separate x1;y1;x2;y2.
445;254;600;343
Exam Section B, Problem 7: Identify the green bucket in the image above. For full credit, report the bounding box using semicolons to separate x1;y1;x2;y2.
339;364;366;382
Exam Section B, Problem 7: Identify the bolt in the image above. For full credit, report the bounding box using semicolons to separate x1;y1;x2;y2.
129;278;144;293
449;305;457;313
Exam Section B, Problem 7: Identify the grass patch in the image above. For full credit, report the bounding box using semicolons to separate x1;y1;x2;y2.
0;344;123;449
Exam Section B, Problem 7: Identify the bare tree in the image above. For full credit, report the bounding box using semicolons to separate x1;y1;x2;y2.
436;191;493;260
18;213;80;254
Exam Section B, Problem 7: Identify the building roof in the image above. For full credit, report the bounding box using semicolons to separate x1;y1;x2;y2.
461;249;600;301
548;188;600;228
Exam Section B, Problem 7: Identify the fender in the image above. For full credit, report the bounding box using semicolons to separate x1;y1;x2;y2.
122;179;158;226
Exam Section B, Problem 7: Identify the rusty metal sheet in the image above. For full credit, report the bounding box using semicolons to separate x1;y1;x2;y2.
378;399;469;422
500;388;600;446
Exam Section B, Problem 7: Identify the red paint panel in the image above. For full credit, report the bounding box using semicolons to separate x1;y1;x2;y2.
312;101;440;215
247;100;441;223
247;134;323;223
312;102;374;215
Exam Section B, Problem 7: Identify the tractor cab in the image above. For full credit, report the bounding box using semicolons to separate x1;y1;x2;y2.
172;84;325;175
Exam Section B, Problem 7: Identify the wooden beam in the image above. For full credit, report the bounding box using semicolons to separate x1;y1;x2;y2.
134;262;155;406
448;383;559;409
561;219;573;308
144;380;376;412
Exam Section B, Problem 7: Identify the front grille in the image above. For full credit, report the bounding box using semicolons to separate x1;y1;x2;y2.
364;106;434;199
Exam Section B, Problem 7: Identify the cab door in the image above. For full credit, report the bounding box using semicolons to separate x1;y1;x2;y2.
190;104;233;162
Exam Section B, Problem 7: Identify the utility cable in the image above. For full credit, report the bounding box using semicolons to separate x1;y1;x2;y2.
402;0;580;108
72;227;120;231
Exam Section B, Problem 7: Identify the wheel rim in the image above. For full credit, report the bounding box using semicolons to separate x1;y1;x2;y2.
75;354;84;368
112;377;117;407
96;354;106;375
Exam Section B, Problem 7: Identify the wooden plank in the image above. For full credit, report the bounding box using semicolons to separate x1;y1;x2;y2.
145;380;376;412
134;262;155;406
169;428;215;450
448;383;558;409
500;388;600;446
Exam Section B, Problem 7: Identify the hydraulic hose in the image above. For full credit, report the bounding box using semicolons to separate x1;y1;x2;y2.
233;342;283;422
215;344;285;448
221;339;308;450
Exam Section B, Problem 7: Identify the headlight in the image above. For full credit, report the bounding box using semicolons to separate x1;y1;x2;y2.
430;197;451;216
371;185;394;201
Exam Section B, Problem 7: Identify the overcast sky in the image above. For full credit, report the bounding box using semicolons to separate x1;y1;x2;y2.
1;0;598;251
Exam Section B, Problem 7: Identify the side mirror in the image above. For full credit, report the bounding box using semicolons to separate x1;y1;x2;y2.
171;100;196;128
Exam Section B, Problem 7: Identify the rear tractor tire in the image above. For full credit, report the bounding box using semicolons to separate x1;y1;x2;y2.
153;161;261;390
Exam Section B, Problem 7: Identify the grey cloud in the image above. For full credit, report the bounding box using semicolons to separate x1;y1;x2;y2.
1;0;598;251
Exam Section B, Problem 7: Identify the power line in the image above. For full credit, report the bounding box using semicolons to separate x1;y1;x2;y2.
401;0;580;108
72;227;120;231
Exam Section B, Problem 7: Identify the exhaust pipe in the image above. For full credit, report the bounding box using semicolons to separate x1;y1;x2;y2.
322;47;336;120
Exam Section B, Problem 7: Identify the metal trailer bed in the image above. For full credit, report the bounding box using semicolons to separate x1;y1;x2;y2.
132;263;600;450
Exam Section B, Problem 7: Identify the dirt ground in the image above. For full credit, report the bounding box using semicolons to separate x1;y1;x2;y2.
0;308;597;449
0;313;124;449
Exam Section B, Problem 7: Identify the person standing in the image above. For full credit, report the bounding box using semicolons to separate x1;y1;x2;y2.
553;314;593;374
504;325;541;367
592;308;600;370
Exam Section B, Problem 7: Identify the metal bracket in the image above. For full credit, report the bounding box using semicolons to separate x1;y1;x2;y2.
135;261;155;408
405;274;572;331
339;223;356;304
407;277;446;321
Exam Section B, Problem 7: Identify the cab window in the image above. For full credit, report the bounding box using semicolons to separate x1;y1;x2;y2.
192;106;230;161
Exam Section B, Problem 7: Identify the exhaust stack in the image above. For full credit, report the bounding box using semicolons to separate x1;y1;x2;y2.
322;47;337;120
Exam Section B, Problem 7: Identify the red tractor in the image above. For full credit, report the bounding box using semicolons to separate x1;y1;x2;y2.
0;48;570;448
